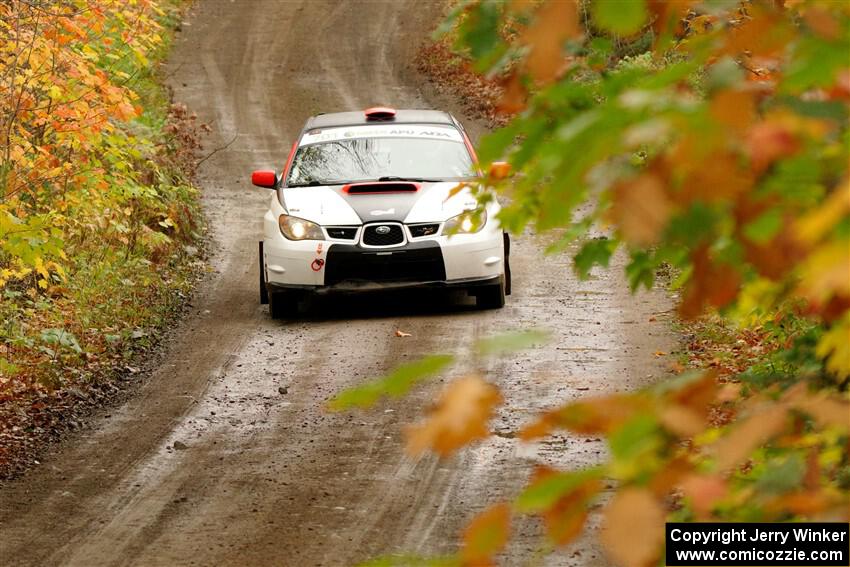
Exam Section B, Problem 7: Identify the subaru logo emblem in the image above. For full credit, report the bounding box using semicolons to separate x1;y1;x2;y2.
375;225;391;235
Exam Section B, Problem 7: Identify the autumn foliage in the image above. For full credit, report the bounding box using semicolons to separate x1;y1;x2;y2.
1;0;200;467
342;1;850;565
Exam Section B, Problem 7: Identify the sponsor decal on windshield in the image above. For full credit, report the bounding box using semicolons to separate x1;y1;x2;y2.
300;124;464;145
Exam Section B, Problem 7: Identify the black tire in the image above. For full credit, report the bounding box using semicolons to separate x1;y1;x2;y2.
259;241;268;305
503;232;512;296
476;278;506;310
268;290;297;319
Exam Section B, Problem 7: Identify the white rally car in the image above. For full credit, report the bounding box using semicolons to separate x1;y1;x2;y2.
252;107;511;318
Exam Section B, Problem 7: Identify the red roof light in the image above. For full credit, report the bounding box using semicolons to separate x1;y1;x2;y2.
364;107;396;121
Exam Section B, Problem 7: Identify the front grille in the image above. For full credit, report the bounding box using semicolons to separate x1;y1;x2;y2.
324;244;446;286
362;224;404;246
326;226;357;240
409;223;440;238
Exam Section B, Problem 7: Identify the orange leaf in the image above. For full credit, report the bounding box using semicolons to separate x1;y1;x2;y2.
530;466;600;547
659;405;705;437
722;6;792;58
488;161;511;180
678;474;728;520
647;0;693;38
679;246;741;319
406;375;502;457
601;489;665;567
788;388;850;431
746;120;800;174
711;404;788;471
710;89;757;134
649;456;693;496
677;151;754;204
497;73;527;115
461;503;511;566
521;0;580;84
520;393;647;440
611;174;672;247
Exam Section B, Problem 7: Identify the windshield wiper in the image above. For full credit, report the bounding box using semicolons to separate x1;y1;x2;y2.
377;176;442;183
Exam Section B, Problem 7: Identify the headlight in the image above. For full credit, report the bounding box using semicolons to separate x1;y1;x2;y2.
444;208;487;234
279;214;325;241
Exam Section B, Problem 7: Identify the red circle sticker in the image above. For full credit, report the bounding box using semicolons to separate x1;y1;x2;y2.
311;258;325;272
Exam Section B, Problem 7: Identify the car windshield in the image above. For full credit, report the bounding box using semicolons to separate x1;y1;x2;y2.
286;131;476;187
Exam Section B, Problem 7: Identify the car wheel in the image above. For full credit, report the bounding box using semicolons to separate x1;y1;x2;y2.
259;241;268;305
268;290;297;319
476;278;506;310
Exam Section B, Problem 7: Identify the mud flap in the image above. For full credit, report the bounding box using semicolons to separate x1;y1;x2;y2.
259;241;268;305
503;232;512;296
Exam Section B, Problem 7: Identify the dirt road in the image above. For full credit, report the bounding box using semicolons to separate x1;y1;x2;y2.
0;1;675;565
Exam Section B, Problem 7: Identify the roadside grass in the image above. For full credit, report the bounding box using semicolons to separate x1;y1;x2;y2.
0;1;205;477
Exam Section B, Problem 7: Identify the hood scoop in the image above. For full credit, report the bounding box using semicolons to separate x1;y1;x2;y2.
343;182;419;195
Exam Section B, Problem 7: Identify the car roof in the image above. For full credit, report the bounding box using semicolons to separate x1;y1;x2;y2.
303;109;458;132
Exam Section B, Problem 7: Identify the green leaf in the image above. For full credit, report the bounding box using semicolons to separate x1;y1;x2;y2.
625;250;656;292
328;354;454;410
573;237;617;279
475;329;551;355
40;328;82;354
0;358;20;376
743;208;782;244
591;0;648;36
515;467;603;513
609;414;660;462
357;555;459;567
754;454;805;495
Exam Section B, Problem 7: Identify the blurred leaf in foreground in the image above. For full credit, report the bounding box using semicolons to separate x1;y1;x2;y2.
328;354;454;410
474;329;551;355
406;375;502;457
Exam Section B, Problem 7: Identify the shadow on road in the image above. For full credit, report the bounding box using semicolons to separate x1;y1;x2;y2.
283;288;483;322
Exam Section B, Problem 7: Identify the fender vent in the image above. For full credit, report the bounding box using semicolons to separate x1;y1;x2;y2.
326;227;357;240
344;182;418;194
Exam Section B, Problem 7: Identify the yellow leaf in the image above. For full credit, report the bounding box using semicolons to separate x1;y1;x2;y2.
814;316;850;383
406;375;501;457
34;256;48;279
601;488;665;567
796;240;850;306
444;182;468;202
796;182;850;245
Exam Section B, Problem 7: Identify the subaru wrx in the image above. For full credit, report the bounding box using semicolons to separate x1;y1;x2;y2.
253;107;511;318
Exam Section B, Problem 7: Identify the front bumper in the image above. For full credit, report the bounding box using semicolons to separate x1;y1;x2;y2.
262;229;505;290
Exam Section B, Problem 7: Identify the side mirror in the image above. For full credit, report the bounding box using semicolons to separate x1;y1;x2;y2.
489;161;512;180
252;170;277;188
